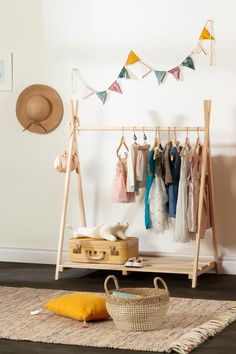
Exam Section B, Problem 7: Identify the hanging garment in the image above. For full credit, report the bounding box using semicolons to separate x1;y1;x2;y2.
144;149;155;229
174;149;192;243
162;142;173;185
153;144;164;160
168;145;181;218
54;151;79;173
149;153;169;233
187;144;211;234
126;143;140;193
112;157;136;203
136;144;150;187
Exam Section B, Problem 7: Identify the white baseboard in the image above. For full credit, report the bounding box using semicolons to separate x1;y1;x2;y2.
0;247;67;265
0;247;236;275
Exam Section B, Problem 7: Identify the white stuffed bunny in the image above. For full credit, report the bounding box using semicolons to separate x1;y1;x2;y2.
71;222;129;241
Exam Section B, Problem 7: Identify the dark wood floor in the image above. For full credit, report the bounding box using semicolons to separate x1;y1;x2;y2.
0;262;236;354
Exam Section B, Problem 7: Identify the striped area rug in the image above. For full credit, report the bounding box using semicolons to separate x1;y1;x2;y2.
0;286;236;354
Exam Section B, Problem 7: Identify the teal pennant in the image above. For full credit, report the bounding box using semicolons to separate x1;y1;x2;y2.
154;70;166;84
96;91;107;104
118;66;130;79
181;56;195;70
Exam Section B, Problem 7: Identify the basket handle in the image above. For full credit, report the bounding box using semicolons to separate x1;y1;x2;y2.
153;277;168;292
104;275;120;294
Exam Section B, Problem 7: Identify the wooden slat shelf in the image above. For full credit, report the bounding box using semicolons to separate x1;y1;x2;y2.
60;256;216;279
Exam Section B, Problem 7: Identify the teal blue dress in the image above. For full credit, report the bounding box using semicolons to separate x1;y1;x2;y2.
145;149;155;229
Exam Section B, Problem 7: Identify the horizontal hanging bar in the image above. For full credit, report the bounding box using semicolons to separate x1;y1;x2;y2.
76;126;205;132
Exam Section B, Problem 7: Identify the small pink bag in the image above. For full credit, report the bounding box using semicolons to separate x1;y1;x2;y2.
54;151;79;173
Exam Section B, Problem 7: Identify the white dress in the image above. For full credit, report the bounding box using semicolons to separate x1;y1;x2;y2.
174;150;191;242
149;165;169;233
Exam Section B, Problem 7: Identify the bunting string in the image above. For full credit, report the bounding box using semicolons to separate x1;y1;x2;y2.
72;20;215;105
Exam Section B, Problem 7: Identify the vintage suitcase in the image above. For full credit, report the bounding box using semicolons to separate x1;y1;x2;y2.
68;237;139;264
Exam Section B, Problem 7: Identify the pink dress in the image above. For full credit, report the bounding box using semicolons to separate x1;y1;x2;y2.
112;157;136;203
187;144;211;236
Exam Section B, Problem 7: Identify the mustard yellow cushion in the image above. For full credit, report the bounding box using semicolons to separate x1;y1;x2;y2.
44;292;109;321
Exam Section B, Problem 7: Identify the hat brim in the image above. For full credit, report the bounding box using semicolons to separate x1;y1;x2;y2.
16;84;64;134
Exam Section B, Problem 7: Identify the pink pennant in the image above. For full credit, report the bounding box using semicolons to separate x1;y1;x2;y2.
168;66;180;80
108;81;122;94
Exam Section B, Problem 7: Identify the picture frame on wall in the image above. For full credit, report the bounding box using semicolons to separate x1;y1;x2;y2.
0;53;13;91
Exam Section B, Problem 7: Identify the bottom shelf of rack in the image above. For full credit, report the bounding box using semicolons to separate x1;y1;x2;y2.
60;256;217;277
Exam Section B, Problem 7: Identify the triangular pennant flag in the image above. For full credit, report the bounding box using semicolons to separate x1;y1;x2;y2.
143;68;152;79
108;81;122;94
198;43;208;55
142;63;153;78
118;66;130;79
126;50;140;65
168;66;180;80
181;56;195;70
126;62;141;79
96;91;107;104
199;27;214;40
82;85;94;99
191;43;208;56
154;70;166;84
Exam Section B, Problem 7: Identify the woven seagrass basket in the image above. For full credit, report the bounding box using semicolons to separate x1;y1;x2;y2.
104;275;169;331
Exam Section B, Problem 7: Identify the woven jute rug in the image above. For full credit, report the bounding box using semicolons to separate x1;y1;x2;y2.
1;286;236;354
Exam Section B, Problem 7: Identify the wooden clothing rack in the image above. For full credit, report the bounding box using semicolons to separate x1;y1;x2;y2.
55;99;219;288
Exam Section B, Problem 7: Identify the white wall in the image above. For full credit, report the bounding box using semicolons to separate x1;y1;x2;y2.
0;0;236;273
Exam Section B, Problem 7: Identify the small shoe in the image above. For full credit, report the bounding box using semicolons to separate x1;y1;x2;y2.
124;257;136;267
132;257;143;268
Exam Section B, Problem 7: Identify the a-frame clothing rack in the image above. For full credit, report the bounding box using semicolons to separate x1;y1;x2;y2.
55;99;219;288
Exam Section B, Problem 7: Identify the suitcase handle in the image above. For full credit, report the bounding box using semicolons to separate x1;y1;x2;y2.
86;250;106;261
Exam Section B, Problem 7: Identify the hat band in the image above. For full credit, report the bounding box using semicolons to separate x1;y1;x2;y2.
23;119;48;133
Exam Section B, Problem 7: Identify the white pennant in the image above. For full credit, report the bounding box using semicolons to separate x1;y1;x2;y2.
82;85;94;100
141;62;153;78
192;42;208;56
126;61;143;80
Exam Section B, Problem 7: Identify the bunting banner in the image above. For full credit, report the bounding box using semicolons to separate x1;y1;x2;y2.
72;20;215;104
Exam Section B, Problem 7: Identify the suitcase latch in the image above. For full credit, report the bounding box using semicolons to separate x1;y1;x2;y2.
73;245;82;254
110;246;119;256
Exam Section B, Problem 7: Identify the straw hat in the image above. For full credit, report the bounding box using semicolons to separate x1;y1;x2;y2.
16;84;64;134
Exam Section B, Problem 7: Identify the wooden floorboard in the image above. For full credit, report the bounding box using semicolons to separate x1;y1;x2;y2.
0;261;236;354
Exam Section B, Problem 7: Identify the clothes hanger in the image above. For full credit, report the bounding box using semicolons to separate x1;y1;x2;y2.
170;127;178;160
152;126;158;149
168;126;171;143
194;127;201;152
185;127;191;150
116;127;129;158
157;126;161;146
142;126;148;145
153;127;163;160
180;127;191;157
189;127;202;162
173;126;180;147
133;126;138;144
157;127;163;151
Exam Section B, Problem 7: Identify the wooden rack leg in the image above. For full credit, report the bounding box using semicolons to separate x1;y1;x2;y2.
55;131;75;280
207;148;220;272
73;135;86;227
192;100;211;288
